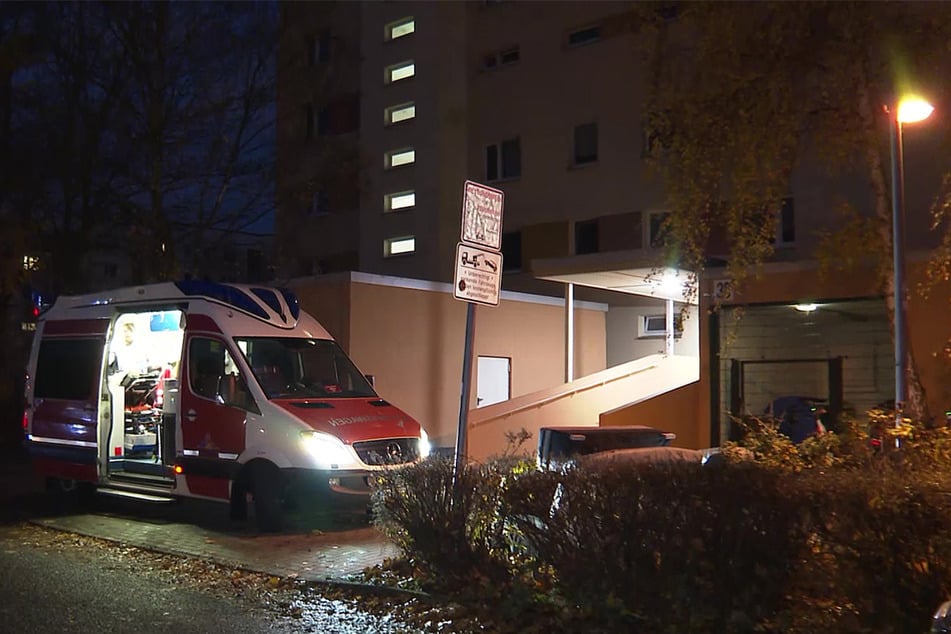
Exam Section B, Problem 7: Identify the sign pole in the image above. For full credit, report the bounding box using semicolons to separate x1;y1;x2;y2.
454;302;476;478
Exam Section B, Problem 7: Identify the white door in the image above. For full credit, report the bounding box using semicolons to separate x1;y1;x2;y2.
477;356;510;408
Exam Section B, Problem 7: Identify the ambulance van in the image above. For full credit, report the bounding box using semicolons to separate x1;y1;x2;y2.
23;280;430;531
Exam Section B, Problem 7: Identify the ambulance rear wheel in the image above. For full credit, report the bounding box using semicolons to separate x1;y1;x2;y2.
252;466;285;533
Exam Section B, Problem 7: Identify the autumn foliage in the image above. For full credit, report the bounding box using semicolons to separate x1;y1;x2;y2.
372;416;951;633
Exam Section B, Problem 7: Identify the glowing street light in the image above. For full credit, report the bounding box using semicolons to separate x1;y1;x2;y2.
889;95;933;433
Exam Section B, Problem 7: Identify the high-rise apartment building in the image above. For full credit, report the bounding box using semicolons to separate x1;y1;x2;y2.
277;2;951;450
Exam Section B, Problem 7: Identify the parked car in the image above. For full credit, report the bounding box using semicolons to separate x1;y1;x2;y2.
537;425;676;470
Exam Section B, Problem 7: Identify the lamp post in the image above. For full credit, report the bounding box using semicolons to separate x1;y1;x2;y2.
889;96;934;432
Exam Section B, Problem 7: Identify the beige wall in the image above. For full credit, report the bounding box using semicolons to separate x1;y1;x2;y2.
600;383;706;450
290;274;607;448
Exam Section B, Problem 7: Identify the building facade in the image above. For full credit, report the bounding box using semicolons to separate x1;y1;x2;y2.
276;2;951;455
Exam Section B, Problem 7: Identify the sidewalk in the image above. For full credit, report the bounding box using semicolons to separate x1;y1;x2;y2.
1;450;399;583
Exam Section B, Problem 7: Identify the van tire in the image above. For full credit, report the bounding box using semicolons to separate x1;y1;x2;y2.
46;478;96;511
252;466;285;533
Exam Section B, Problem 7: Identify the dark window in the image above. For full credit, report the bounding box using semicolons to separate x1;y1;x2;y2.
501;138;521;179
568;25;601;47
310;190;330;215
780;197;795;243
189;337;226;400
308;31;332;66
305;104;314;140
500;48;520;65
573;122;598;165
317;107;329;136
35;339;103;400
487;138;520;180
104;262;118;278
501;231;522;271
649;212;671;247
483;47;520;70
485;144;499;181
575;219;599;255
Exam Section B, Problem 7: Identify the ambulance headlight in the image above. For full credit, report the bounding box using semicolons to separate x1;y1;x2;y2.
419;427;431;460
300;431;353;469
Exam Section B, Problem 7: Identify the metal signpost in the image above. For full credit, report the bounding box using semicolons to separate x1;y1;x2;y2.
453;180;504;476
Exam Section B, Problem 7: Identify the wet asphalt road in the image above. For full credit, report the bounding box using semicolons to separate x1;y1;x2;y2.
0;523;297;633
0;449;421;634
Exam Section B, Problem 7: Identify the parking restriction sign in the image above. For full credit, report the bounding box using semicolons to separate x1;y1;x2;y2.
460;180;504;251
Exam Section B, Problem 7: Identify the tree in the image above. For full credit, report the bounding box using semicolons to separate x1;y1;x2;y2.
637;1;951;422
105;1;277;282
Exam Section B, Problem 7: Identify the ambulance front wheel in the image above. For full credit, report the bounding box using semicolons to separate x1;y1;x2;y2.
252;465;286;533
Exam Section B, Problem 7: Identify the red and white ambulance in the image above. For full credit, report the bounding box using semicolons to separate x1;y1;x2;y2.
23;280;429;531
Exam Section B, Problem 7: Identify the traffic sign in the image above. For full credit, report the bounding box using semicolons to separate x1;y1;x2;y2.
460;180;504;251
453;243;503;307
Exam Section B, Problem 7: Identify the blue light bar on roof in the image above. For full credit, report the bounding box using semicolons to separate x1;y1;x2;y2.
174;280;268;319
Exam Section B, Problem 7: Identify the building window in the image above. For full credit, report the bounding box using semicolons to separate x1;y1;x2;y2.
573;122;598;165
483;46;520;70
647;211;671;248
386;17;415;41
304;105;330;140
568;25;601;47
501;231;522;271
639;314;683;338
22;255;39;271
386;60;415;84
309;191;330;216
776;197;795;244
384;190;415;212
384;235;416;257
385;102;416;125
304;104;314;139
385;148;416;169
485;137;521;181
104;262;118;278
307;32;332;65
575;219;599;255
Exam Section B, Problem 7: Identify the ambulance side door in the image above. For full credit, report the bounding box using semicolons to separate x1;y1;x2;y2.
179;335;253;462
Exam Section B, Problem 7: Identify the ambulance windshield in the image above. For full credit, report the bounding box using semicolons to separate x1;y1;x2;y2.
236;337;377;400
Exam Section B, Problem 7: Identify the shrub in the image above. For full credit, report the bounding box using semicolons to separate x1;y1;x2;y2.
372;412;951;632
370;456;532;590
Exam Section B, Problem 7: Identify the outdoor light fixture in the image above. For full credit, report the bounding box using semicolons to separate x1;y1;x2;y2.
888;94;934;431
659;271;681;295
794;303;818;313
897;96;934;124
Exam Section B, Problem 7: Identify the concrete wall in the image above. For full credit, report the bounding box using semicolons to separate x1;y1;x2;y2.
468;354;699;461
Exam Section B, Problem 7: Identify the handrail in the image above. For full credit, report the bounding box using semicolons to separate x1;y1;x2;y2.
470;361;662;428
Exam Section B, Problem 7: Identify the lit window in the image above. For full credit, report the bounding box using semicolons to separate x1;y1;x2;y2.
385;102;416;125
384;236;416;257
386;17;415;41
385;148;416;169
385;191;416;212
386;61;415;83
22;255;39;271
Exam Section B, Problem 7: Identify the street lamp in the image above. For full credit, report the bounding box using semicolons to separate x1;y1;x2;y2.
889;95;934;432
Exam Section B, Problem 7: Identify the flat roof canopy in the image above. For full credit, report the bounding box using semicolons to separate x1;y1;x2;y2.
533;253;697;305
